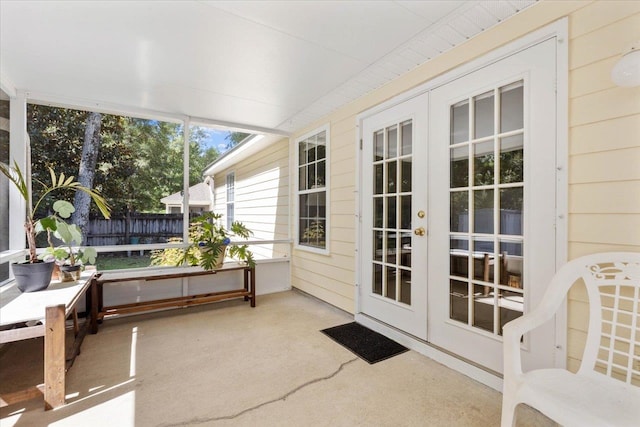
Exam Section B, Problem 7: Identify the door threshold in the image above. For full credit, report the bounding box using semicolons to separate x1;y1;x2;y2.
354;313;503;392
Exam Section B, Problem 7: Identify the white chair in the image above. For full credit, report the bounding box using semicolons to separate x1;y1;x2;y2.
502;252;640;427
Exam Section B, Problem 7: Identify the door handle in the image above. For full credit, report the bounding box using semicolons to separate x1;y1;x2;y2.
414;227;425;236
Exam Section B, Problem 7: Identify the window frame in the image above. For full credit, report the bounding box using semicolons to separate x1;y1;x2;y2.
294;124;330;254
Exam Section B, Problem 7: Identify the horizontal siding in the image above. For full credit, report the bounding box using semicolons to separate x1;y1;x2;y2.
569;13;640;70
570;147;640;184
570;114;640;155
570;181;640;213
569;214;640;246
213;138;290;261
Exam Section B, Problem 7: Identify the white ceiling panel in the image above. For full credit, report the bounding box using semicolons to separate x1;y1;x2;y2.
0;1;537;134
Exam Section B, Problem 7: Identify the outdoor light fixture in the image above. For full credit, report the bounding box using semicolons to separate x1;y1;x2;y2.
611;44;640;87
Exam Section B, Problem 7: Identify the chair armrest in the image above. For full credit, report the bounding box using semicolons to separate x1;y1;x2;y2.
503;263;578;380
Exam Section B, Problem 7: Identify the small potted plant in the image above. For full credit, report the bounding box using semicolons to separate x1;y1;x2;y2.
0;161;110;291
40;201;99;282
151;212;254;270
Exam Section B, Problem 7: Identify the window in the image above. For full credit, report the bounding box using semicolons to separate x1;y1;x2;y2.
297;126;328;251
226;172;235;230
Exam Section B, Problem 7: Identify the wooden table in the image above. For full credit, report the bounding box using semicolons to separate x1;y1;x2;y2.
0;270;95;410
90;265;256;333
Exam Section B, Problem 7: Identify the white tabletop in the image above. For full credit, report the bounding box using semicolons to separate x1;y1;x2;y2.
0;270;94;327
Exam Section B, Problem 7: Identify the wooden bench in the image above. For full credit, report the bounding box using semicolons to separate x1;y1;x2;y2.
90;264;255;334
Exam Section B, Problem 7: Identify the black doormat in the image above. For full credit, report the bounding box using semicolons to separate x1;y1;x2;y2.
321;322;408;364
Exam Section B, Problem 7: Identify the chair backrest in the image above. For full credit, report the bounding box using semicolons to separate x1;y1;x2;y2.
576;253;640;387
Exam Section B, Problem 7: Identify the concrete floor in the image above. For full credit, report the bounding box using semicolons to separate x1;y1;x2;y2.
0;290;554;426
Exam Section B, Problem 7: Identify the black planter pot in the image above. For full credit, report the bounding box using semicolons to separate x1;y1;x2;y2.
12;261;54;292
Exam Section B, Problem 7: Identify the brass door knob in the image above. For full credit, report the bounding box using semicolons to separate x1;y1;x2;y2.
414;227;425;236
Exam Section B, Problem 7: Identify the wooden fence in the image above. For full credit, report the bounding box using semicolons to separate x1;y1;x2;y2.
86;213;193;246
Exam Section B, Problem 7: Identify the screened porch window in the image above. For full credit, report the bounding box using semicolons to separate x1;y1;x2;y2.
297;126;328;251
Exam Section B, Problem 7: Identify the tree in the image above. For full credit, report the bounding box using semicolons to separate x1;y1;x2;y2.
224;131;250;150
71;112;102;242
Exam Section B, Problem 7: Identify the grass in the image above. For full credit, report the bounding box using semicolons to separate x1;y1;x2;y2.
96;254;152;271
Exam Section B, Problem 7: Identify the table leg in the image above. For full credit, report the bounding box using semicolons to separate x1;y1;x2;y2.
44;304;66;410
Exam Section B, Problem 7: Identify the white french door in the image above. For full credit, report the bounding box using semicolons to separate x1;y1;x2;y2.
360;93;428;340
427;38;558;373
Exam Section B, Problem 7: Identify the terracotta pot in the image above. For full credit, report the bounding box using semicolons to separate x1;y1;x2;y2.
59;264;82;282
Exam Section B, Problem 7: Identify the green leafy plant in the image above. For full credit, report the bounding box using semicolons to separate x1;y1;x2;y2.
0;161;111;263
151;213;255;270
39;200;98;266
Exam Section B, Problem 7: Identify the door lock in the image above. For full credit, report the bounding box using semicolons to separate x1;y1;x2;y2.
414;227;426;236
417;210;425;218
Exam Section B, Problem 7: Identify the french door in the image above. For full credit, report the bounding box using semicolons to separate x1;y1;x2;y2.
427;38;558;373
359;38;560;373
360;93;428;340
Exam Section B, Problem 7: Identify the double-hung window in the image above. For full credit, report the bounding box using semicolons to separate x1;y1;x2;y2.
297;125;329;251
226;172;235;230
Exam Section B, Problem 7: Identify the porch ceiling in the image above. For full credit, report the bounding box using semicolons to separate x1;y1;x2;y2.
0;1;535;135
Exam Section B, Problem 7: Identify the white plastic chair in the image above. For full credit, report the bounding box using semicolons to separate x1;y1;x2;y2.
502;252;640;427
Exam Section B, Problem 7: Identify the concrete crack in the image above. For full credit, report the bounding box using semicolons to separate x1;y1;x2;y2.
159;357;358;426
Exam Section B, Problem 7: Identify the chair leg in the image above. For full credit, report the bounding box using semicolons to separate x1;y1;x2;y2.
500;398;517;427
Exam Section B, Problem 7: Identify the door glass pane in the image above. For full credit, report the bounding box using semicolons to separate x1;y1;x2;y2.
387;125;398;158
373;264;383;295
374;130;384;161
473;141;494;186
401;159;412;192
401;121;412;155
474;91;494;139
450;191;469;233
387;196;396;229
387;161;397;193
450;237;469;277
400;232;411;267
374;198;383;228
451;100;469;144
498;289;523;335
385;231;396;264
400;195;411;230
373;231;383;262
473;284;494;332
500;134;523;184
474;189;494;234
450;279;468;324
450;146;469;188
473;239;494;283
374;164;383;194
500;81;524;133
385;266;397;300
500;188;523;235
400;269;411;304
500;240;523;290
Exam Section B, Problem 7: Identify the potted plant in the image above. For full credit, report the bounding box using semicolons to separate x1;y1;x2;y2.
151;212;254;270
40;202;99;282
0;161;110;292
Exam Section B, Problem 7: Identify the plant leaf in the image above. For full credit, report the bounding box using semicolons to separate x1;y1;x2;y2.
52;200;75;218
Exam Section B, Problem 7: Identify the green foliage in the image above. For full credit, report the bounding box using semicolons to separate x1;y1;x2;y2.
0;161;111;262
150;237;185;267
224;132;250;150
151;213;255;270
28;105;221;216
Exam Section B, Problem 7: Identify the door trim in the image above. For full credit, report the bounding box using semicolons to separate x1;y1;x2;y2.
355;19;568;384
